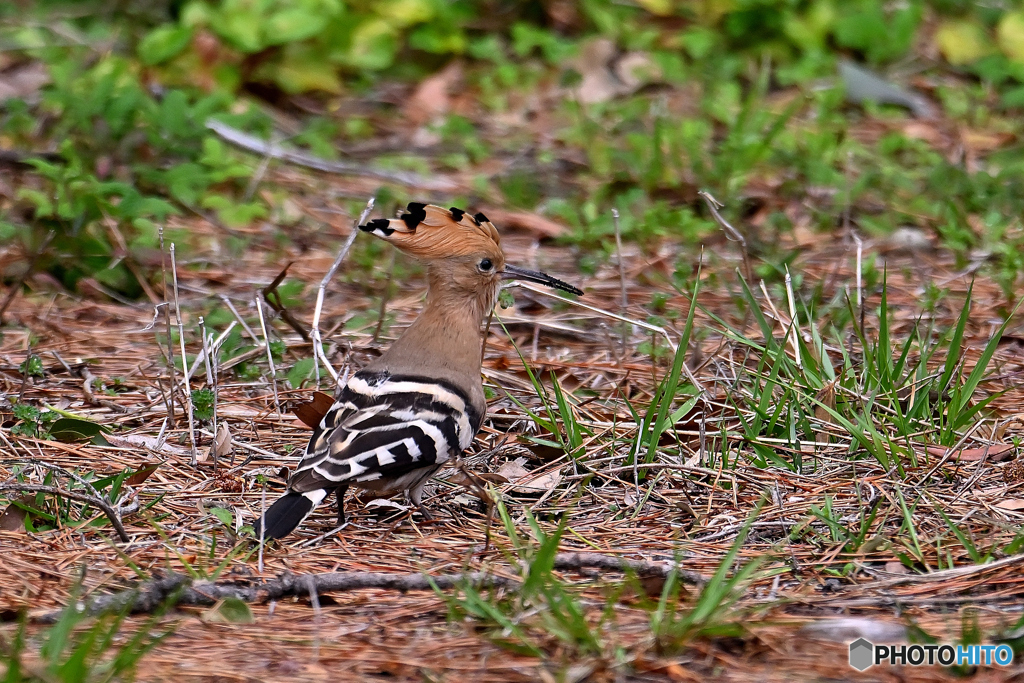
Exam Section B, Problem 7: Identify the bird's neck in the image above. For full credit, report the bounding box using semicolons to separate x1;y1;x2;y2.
369;273;492;412
382;297;486;370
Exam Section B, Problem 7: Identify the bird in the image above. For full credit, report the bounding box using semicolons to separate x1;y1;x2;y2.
256;202;582;540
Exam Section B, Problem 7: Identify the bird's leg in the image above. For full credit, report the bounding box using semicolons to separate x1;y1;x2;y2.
335;484;348;526
409;473;435;521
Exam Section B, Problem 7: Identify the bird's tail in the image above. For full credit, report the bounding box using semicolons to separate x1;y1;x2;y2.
254;489;327;540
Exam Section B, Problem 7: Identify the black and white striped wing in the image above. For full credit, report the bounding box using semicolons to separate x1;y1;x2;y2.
288;371;481;493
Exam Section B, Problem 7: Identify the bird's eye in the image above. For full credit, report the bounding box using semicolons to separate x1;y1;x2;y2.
478;258;493;272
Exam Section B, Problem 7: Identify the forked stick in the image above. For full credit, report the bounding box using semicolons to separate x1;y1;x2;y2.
311;197;375;386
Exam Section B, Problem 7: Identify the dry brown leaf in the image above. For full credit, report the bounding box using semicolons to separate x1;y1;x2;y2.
517;469;562;493
961;128;1015;153
568;38;661;104
0;62;49;102
614;52;660;91
623;487;637;507
404;61;463;127
209;422;233;461
994;415;1024;440
125;463;159;487
496;457;529;481
994;499;1024;511
925;443;1015;462
901;121;944;146
478;207;567;238
293;391;334;429
104;433;190;457
0;495;32;531
496;457;562;493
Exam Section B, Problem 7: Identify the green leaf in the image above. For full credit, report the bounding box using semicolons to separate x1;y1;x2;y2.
270;46;343;94
15;188;53;218
200;597;254;624
936;19;993;66
380;0;435;26
264;8;328;45
635;0;672;16
200;195;268;228
138;25;194;66
211;5;265;52
49;417;109;443
998;11;1024;64
20;355;43;377
287;358;315;389
346;19;398;71
192;388;215;421
209;507;234;528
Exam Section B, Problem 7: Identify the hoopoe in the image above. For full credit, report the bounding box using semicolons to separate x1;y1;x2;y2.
257;202;581;539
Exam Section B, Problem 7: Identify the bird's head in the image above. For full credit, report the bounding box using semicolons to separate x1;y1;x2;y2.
360;203;581;317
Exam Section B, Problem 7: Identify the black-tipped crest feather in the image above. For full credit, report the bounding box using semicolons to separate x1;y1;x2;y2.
402;202;427;230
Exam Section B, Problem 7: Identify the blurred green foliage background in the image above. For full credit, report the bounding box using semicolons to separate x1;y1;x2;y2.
1;0;1024;298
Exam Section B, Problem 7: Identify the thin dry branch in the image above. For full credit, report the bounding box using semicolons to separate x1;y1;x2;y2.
57;570;517;621
0;483;129;542
550;552;707;586
46;553;707;620
698;190;752;283
311;197;375;385
205;119;455;191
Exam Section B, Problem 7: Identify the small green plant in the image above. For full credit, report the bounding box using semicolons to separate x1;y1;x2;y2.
0;577;173;682
150;517;255;580
650;499;766;652
191;388;215;422
19;355;44;378
2;464;160;536
436;500;610;658
10;404;59;439
632;272;701;469
498;319;592;462
807;493;883;556
931;500;1024;567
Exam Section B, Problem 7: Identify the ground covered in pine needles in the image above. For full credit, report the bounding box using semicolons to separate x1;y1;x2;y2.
4;3;1024;677
2;176;1024;680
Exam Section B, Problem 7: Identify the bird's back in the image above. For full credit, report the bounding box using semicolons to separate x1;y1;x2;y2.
289;368;483;494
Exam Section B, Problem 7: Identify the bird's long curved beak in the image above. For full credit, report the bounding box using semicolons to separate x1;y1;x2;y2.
502;264;583;296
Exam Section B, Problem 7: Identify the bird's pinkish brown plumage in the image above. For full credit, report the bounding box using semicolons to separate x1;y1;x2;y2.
256;202;581;540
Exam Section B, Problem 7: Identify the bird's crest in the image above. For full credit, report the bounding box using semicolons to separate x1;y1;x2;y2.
360;203;501;259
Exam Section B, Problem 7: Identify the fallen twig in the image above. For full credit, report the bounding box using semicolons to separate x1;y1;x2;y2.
698;190;752;284
262;263;310;342
551;552;707;586
0;483;129;542
311;197;375;385
255;296;281;415
42;553;707;620
205;119;455;191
